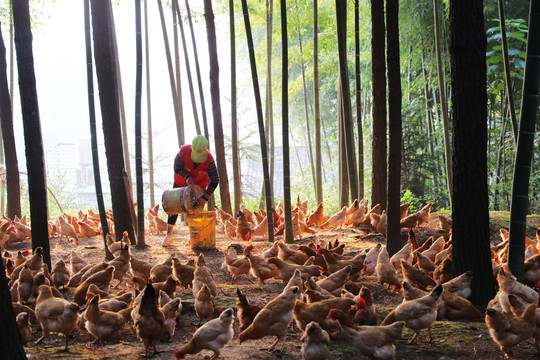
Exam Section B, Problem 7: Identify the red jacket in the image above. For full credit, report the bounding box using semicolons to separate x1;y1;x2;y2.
173;145;213;191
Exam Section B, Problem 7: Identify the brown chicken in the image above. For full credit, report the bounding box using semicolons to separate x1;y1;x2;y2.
35;285;79;351
174;308;235;360
442;271;473;299
382;285;443;343
318;247;365;276
328;309;405;360
400;202;410;220
320;206;347;229
353;286;379;325
16;312;32;346
238;286;300;351
306;203;326;227
400;259;437;291
108;243;132;287
390;243;413;270
246;253;280;285
434;245;452;265
236;288;261;331
294;297;356;332
421;236;446;262
236;211;252;241
17;264;34;304
51;259;70;289
267;257;322;282
215;206;233;225
437;214;452;232
70;251;88;274
161;297;182;341
497;266;539;314
486;302;536;359
416;251;436;274
375;246;401;291
133;281;167;357
78;220;100;238
251;216;268;237
433;255;453;285
73;266;115;306
362;203;381;225
57;214;79;243
84;294;126;342
130;255;153;280
224;245;252;280
316;265;351;296
507;294;540;354
172;257;195;289
152;275;179;299
193;254;217;298
262;241;280;259
301;321;330;360
524;254;540;287
195;284;217;325
278;242;309;265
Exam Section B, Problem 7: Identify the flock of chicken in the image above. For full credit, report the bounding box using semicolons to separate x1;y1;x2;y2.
3;198;540;359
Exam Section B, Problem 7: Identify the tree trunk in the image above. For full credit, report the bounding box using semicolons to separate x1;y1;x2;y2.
134;0;145;247
203;0;232;215
386;0;402;256
313;0;322;205
498;0;518;144
241;0;274;242
91;0;135;245
336;0;358;204
0;22;20;220
172;0;185;146
0;258;26;358
371;0;386;210
185;0;210;143
354;0;364;201
295;0;317;197
175;4;201;135
266;0;275;208
13;0;51;268
84;0;113;260
450;0;495;306
144;0;155;208
230;0;241;216
433;0;453;207
338;78;349;208
508;0;540;282
106;1;131;189
494;101;507;211
157;0;183;146
279;0;294;244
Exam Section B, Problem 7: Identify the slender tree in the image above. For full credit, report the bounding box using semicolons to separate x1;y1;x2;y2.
450;0;495;305
0;22;20;219
157;0;183;146
386;0;402;256
134;0;145;247
508;0;540;281
313;0;322;204
265;0;275;208
295;0;316;196
354;0;364;200
433;0;453;206
230;0;241;215
91;0;135;245
185;0;210;141
13;0;51;268
336;0;358;204
172;0;185;146
371;0;386;210
144;0;155;207
175;4;201;135
0;258;26;358
203;0;232;215
241;0;274;242
498;0;518;143
280;0;294;243
84;0;113;260
107;0;131;187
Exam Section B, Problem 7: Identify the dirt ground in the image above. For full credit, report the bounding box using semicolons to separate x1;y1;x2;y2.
10;211;540;360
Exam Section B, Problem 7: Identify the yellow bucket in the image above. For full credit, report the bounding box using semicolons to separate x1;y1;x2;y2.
186;211;216;250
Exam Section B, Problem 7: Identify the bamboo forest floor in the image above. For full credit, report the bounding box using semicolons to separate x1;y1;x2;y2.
14;211;540;359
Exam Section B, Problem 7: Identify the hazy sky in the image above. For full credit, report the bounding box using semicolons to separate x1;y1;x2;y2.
12;0;245;169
